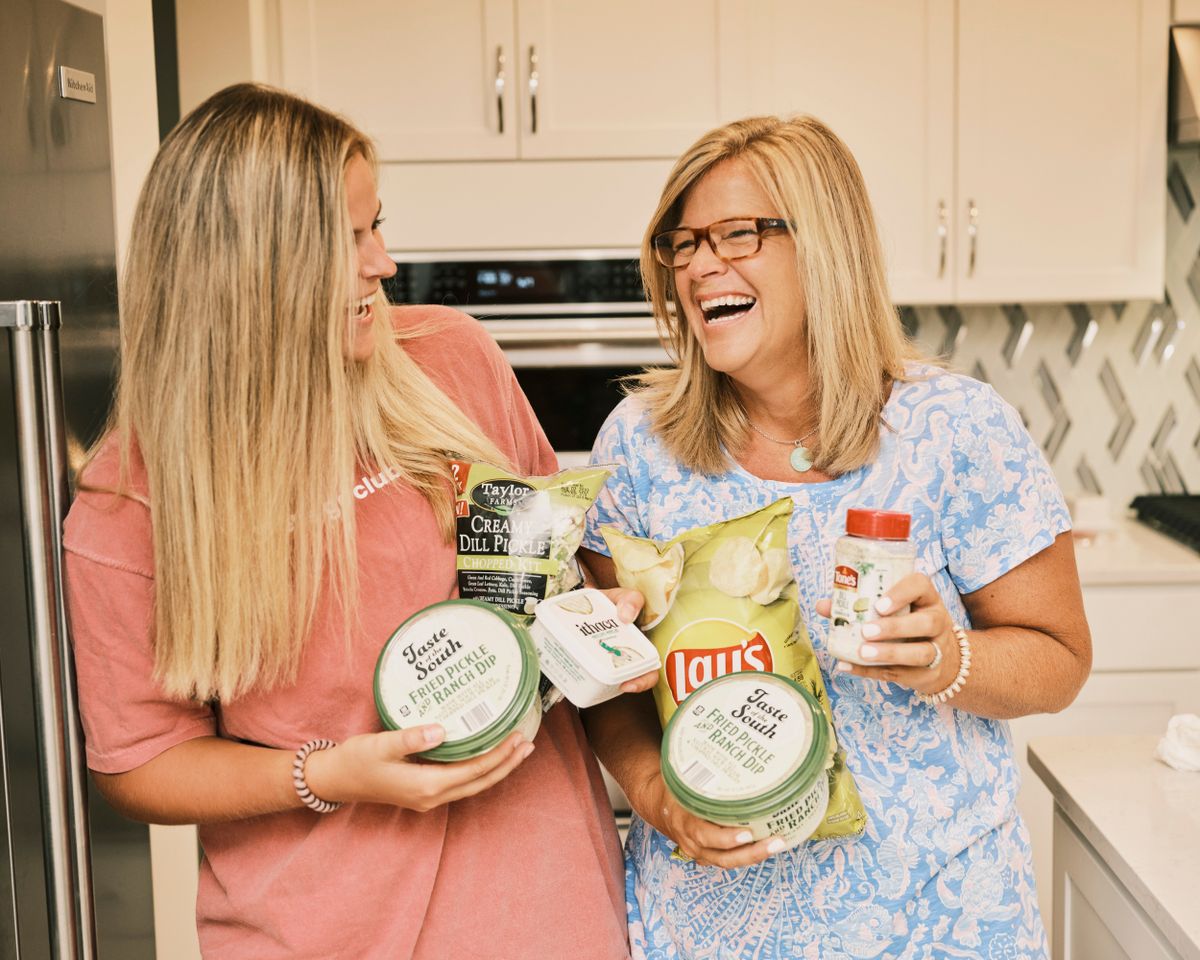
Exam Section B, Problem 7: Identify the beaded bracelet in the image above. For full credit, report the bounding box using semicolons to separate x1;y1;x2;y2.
915;624;971;706
292;739;343;813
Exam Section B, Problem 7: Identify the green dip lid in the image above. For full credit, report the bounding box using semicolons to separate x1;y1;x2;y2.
661;671;828;821
374;599;540;762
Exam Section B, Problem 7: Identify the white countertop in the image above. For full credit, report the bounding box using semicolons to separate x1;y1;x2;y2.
1072;517;1200;586
1028;735;1200;960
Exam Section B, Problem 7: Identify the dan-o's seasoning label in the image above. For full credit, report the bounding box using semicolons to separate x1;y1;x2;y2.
450;461;610;614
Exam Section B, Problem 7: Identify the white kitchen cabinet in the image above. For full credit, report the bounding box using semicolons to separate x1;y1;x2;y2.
276;0;519;161
1052;809;1181;960
1009;521;1200;945
726;0;1167;304
512;0;724;159
955;0;1167;303
1010;670;1200;943
721;0;956;303
274;0;725;163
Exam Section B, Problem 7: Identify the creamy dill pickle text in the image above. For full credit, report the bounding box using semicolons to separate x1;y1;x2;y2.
457;513;551;556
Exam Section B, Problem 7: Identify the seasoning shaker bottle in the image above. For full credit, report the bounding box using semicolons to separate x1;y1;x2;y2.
826;509;916;665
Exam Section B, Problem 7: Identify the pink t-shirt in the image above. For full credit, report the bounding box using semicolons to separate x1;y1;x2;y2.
63;307;628;960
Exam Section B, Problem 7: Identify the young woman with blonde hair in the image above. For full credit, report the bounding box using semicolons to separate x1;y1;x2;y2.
64;83;646;958
580;115;1090;959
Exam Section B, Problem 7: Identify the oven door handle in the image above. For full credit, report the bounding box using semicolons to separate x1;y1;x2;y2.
481;319;663;347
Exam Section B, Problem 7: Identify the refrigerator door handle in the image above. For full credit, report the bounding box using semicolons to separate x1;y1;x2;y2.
2;299;97;959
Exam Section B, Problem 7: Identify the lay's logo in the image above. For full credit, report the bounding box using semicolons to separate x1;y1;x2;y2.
666;633;773;703
833;564;859;590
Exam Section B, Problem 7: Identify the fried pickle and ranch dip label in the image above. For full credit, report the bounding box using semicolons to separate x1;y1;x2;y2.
376;603;523;740
667;677;811;801
450;461;610;614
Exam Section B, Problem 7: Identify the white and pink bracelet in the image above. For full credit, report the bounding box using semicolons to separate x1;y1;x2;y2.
915;624;972;706
292;738;343;813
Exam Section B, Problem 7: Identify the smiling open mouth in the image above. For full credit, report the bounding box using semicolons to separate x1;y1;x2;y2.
352;296;373;321
700;295;757;324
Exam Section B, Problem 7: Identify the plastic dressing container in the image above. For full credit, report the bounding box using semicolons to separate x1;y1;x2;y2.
531;588;661;708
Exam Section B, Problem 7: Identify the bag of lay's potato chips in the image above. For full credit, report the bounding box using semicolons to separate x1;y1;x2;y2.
602;497;867;840
450;460;610;615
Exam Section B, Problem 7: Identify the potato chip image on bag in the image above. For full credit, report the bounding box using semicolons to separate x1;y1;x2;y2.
600;529;685;628
602;497;867;840
450;460;610;614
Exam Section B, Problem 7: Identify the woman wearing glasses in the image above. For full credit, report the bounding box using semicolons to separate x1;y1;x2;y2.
579;116;1090;958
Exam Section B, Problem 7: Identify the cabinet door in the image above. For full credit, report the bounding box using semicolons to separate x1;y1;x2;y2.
720;0;956;304
1010;671;1200;947
276;0;518;161
955;0;1167;302
513;0;723;159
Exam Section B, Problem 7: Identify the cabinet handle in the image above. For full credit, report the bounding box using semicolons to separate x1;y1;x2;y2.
528;45;539;134
937;199;948;278
494;46;506;134
966;198;979;278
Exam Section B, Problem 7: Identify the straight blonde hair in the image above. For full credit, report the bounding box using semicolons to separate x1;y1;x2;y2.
89;83;509;702
635;115;923;475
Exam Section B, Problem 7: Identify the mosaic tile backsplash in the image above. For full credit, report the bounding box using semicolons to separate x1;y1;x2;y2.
900;149;1200;512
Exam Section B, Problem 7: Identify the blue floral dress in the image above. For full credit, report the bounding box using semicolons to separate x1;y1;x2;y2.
582;366;1066;960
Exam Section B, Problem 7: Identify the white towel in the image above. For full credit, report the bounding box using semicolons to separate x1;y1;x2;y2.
1155;713;1200;772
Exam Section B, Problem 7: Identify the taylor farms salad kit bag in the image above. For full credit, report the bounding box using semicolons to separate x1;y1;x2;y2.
602;497;866;840
450;460;610;615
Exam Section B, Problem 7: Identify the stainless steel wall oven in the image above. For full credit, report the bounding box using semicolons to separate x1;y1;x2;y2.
386;250;672;463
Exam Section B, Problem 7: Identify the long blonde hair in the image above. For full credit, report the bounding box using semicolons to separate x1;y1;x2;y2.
91;83;508;701
635;115;922;475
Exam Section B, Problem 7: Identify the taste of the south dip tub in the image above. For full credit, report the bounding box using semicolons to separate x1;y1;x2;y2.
661;671;830;851
374;599;541;761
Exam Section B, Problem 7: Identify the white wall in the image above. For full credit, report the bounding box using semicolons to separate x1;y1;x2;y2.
176;0;272;114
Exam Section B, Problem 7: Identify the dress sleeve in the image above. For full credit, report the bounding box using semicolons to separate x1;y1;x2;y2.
64;492;216;774
940;381;1072;594
583;402;648;554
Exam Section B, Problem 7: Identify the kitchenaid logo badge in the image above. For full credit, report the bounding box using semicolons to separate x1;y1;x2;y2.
58;67;97;104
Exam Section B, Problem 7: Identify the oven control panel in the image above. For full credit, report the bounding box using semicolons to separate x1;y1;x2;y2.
384;255;645;311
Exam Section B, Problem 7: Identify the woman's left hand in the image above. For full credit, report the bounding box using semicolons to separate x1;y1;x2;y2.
597;586;659;694
815;572;960;696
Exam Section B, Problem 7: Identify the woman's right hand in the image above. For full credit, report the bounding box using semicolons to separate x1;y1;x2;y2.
305;725;534;812
638;771;783;869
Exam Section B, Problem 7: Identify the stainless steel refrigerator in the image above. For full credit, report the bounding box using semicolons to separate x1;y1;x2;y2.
1;0;155;956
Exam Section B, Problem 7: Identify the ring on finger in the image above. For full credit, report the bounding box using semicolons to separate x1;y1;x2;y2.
925;640;943;670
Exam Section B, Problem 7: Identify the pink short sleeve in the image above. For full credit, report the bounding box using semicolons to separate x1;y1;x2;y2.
64;461;215;774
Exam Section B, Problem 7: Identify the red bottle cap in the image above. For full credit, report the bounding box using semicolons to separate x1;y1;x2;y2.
845;508;911;540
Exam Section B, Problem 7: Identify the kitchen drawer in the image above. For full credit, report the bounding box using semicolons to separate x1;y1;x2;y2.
1081;583;1200;672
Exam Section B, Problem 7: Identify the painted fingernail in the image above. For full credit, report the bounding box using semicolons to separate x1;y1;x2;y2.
835;661;853;672
423;724;445;745
859;644;879;660
735;830;753;844
875;596;893;614
861;623;881;639
766;838;786;854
